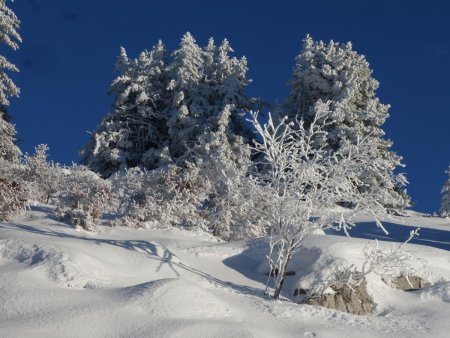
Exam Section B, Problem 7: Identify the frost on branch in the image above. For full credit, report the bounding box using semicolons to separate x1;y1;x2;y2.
359;229;427;287
249;101;405;299
197;158;269;240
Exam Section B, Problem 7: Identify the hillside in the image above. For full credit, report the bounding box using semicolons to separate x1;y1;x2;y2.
1;207;450;338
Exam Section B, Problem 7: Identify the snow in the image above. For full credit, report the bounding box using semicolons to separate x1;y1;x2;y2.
326;211;450;251
1;207;450;337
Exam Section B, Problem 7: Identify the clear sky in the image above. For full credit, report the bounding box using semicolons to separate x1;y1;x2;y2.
5;0;450;213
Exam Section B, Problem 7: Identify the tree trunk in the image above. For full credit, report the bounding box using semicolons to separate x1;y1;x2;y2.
273;248;293;300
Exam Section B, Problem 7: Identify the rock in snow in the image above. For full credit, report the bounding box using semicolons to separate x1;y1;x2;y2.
391;275;431;291
302;278;373;315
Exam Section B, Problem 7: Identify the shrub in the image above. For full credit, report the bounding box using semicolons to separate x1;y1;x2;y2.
111;164;209;229
55;165;117;231
0;159;28;221
23;144;62;204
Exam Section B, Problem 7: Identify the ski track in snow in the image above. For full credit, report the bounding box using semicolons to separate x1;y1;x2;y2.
1;208;450;337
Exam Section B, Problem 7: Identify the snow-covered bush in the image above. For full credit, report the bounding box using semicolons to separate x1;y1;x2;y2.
198;162;269;240
284;35;410;211
0;143;62;220
111;164;209;229
110;167;149;218
110;161;267;239
440;166;450;217
0;111;20;162
0;158;28;221
55;165;117;231
304;229;424;302
360;229;426;287
23;144;61;203
249;101;405;299
0;177;27;221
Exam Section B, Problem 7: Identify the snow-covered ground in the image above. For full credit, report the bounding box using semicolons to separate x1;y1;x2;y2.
1;207;450;338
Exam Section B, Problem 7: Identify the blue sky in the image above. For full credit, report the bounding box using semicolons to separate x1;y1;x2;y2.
6;0;450;213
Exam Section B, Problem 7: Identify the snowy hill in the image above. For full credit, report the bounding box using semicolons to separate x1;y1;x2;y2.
1;208;450;338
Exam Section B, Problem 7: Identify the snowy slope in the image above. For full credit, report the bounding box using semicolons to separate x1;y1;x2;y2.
1;207;450;338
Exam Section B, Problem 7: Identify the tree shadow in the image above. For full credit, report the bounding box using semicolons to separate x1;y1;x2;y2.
222;239;270;287
223;239;322;300
23;205;69;225
0;221;264;298
325;222;450;251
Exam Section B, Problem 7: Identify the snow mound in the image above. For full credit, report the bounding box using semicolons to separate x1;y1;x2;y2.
420;282;450;302
117;278;237;319
0;239;108;288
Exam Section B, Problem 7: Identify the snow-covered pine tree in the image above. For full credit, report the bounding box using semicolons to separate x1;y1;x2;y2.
83;33;254;178
167;32;205;160
440;166;450;217
168;33;254;168
166;33;256;237
81;41;172;177
0;0;21;162
0;0;21;107
284;35;410;211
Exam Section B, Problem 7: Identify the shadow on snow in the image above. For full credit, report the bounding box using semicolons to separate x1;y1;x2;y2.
325;222;450;251
0;220;265;298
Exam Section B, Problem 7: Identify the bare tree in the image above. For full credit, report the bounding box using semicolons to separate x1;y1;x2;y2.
249;100;403;299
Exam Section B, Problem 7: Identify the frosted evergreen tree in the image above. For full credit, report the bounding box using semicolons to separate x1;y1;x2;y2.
440;167;450;217
0;0;21;107
167;32;205;159
0;0;21;162
164;33;255;236
168;33;254;169
81;41;172;177
284;35;410;210
82;32;254;200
